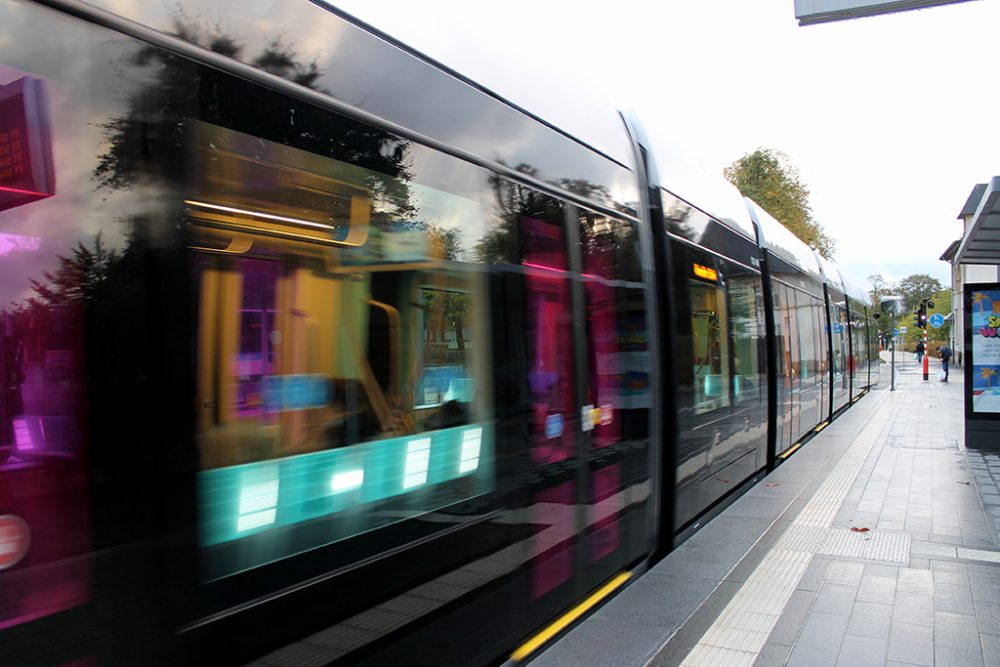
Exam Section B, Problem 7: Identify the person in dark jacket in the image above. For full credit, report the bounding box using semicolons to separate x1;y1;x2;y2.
915;340;925;363
940;345;952;382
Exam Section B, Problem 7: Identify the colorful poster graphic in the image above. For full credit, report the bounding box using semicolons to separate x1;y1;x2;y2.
971;289;1000;414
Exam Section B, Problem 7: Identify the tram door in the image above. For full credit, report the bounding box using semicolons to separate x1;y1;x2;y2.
774;286;796;455
518;198;650;628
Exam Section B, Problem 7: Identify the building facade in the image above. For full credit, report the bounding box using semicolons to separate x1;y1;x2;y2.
941;183;1000;365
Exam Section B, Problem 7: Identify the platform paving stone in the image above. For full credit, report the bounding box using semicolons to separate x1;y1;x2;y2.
536;358;1000;667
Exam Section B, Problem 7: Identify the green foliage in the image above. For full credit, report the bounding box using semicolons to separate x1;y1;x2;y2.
896;274;944;314
724;148;835;259
903;286;952;347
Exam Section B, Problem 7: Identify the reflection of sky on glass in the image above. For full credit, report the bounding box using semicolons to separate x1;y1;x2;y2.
0;231;40;256
405;182;484;260
81;0;639;210
0;7;165;309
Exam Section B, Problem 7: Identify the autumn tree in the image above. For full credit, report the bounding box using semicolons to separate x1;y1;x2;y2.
724;148;835;259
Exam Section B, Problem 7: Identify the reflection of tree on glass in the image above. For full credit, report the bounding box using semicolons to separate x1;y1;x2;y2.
93;17;414;216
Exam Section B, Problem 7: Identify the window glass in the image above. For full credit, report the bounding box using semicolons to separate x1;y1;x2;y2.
795;290;816;386
189;120;496;579
785;286;800;439
850;309;863;384
0;57;113;628
580;211;637;448
727;271;763;405
418;288;473;409
521;213;575;464
689;278;730;415
834;304;848;386
578;209;650;579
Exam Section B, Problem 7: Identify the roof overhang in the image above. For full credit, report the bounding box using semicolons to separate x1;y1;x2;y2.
795;0;978;26
939;239;960;262
955;176;1000;265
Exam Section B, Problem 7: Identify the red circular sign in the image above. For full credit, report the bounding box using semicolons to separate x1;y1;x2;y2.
0;514;30;570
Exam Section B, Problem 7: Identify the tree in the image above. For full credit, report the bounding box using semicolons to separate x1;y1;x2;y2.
928;287;953;343
904;286;952;346
28;232;119;307
896;274;943;315
724;148;835;259
868;273;892;310
94;16;414;220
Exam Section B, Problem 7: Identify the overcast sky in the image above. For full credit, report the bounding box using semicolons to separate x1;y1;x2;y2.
331;0;1000;289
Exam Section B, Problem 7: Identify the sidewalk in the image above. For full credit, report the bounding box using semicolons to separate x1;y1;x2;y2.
536;352;1000;666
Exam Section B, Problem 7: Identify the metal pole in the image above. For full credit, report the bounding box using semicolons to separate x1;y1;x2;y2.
890;315;896;391
923;324;929;381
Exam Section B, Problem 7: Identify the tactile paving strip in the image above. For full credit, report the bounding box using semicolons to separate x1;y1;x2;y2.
680;397;893;667
775;526;911;563
819;528;910;563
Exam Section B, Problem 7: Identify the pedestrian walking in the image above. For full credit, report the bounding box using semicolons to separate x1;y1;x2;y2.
939;345;952;382
915;340;925;363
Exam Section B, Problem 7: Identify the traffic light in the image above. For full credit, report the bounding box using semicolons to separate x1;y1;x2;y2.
915;306;927;329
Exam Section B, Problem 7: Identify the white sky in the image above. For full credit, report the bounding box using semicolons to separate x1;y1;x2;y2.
331;0;1000;289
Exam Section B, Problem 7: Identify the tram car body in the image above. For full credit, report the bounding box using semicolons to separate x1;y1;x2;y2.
0;2;877;664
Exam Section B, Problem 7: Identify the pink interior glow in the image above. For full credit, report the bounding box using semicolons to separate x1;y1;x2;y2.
0;231;41;256
12;418;34;450
522;260;568;274
0;185;48;197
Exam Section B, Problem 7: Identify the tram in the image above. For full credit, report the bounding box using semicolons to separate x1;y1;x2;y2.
0;1;878;664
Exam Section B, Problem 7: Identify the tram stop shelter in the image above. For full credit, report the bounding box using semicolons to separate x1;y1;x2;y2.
948;176;1000;448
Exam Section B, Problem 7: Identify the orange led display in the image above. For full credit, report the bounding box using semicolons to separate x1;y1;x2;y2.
693;263;718;281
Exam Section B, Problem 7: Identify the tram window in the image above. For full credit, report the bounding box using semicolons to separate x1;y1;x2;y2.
417;287;473;410
726;272;763;405
521;213;576;464
688;278;731;415
189;118;498;579
833;304;847;380
580;211;631;448
795;291;816;384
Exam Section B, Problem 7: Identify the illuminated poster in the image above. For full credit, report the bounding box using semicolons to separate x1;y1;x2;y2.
0;76;55;211
971;288;1000;414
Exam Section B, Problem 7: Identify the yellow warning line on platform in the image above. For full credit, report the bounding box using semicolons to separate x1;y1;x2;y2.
814;421;830;433
510;571;632;662
779;442;804;460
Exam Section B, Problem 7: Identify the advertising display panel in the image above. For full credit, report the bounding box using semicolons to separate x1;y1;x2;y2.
965;284;1000;448
969;287;1000;413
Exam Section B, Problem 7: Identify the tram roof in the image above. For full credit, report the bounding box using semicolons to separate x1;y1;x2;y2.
630;116;757;241
816;254;846;296
326;3;636;171
744;198;823;282
841;275;873;308
815;254;871;309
